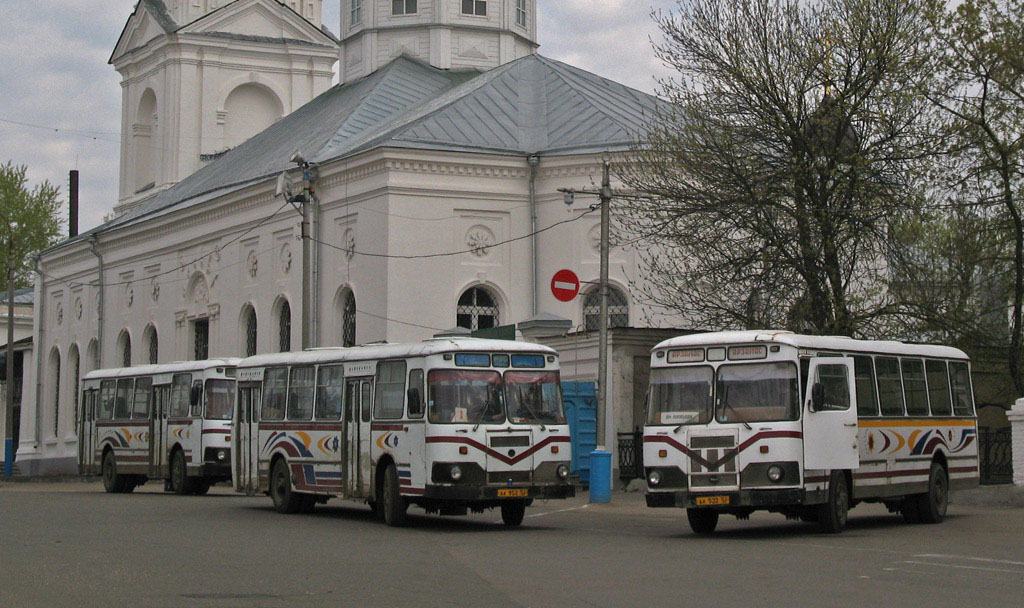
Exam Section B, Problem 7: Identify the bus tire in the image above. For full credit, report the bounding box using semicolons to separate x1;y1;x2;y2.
916;462;948;524
817;471;849;534
901;497;921;523
170;450;196;495
102;451;129;494
299;494;317;514
382;464;408;527
192;480;212;496
686;508;719;534
270;459;304;514
500;500;527;526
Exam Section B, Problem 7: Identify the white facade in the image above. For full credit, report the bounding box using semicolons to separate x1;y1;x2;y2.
339;0;538;83
111;0;338;214
19;1;676;475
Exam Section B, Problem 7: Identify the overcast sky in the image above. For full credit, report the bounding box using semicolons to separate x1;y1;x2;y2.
0;1;675;233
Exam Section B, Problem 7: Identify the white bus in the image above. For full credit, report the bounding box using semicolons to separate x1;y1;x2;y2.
643;331;979;534
79;359;240;494
233;338;574;526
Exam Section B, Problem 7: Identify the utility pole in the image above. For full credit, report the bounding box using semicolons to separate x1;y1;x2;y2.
3;218;14;478
559;159;614;451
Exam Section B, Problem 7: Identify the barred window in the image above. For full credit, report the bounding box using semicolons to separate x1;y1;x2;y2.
146;326;158;364
119;331;132;367
278;300;291;353
583;286;629;331
52;351;61;436
457;287;499;331
243;305;258;357
342;291;356;347
193;318;209;360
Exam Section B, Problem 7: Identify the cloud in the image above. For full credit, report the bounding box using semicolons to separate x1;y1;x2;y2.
0;1;675;233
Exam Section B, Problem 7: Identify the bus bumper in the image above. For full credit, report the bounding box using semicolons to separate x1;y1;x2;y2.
646;488;806;509
421;483;576;501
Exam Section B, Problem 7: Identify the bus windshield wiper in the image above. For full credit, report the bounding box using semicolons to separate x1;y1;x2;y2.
512;385;546;430
719;386;752;430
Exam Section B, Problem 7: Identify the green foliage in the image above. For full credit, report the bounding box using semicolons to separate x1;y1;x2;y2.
0;161;64;291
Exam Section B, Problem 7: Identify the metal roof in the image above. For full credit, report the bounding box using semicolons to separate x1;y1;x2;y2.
51;53;666;250
0;287;34;306
653;331;969;360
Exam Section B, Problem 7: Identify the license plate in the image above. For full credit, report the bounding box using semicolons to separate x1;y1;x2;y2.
498;489;529;498
695;495;730;506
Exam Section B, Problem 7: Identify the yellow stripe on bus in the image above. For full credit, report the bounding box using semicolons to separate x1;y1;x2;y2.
858;419;975;428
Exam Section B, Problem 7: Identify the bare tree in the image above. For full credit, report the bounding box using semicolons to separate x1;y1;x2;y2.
621;0;939;337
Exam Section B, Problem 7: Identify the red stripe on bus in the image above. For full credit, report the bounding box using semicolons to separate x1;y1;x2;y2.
258;423;345;432
402;487;426;495
425;435;570;466
95;421;149;427
168;419;193;425
202;429;230;435
370;423;406;431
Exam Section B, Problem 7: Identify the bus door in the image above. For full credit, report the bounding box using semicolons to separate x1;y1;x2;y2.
150;383;171;477
344;377;373;497
78;389;96;474
235;383;261;495
803;358;859;471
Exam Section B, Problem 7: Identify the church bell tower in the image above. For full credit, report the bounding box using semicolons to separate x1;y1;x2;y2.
109;0;338;215
338;0;539;83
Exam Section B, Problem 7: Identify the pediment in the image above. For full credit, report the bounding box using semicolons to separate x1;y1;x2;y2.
180;0;335;45
110;2;177;64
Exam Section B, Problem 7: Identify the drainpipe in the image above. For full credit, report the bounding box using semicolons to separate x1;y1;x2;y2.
32;255;45;445
88;236;104;369
528;155;540;317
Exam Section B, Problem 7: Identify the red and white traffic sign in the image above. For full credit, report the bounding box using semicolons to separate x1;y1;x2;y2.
551;269;581;302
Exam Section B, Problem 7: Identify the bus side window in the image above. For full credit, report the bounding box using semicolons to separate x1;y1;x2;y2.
361;382;371;422
853;355;879;416
875;357;905;416
901;358;929;416
373;361;406;420
315;365;344;421
407;369;425;419
262;367;288;421
190;380;204;417
132;377;153;419
170;374;192;418
114;378;134;420
926;360;952;416
949;361;975;416
99;380;115;420
814;364;851;411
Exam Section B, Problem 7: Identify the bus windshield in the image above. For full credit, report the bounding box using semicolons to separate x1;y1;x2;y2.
204;379;236;420
716;362;799;423
428;370;505;424
504;371;565;424
647;366;713;425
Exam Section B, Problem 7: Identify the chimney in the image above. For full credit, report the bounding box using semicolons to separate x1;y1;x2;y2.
69;170;79;238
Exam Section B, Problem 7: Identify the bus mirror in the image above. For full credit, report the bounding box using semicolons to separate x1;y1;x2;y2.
190;384;202;407
811;382;825;412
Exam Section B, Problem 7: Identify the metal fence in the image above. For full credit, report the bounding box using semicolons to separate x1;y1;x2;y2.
617;429;644;483
978;426;1013;486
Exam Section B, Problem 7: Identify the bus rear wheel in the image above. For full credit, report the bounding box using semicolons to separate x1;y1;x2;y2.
270;459;304;514
501;500;527;526
170;450;196;495
916;462;948;524
102;451;131;494
817;471;849;534
381;464;408;526
686;508;719;534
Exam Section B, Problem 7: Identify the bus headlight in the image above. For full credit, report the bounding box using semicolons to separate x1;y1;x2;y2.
450;465;463;481
648;470;662;487
556;464;570;480
217;449;227;461
767;465;784;483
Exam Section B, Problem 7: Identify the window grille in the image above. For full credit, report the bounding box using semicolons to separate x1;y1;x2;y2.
245;306;258;357
194;319;209;360
342;291;356;347
71;351;79;431
121;333;132;368
279;300;291;352
457;287;499;331
147;328;158;364
53;352;61;437
583;286;629;331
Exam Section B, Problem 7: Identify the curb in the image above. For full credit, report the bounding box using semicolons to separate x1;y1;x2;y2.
951;485;1024;508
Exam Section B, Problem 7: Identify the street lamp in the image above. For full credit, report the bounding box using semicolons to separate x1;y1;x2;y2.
559;159;613;452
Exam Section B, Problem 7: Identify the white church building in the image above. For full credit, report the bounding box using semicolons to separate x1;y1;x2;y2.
18;0;676;475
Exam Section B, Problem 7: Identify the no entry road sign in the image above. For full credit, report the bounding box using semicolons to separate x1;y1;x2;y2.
551;269;581;302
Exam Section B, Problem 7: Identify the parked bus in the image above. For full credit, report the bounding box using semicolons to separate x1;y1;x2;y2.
233;338;574;526
79;359;240;494
643;331;979;534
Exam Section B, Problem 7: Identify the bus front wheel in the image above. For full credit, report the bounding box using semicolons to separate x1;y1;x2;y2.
102;451;131;494
817;471;849;534
686;508;719;534
170;450;196;495
501;500;527;526
381;464;408;526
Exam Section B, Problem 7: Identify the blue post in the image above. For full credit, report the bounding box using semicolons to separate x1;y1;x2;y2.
589;449;612;503
3;437;12;478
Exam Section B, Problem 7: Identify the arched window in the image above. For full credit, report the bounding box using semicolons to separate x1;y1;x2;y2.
339;289;356;347
242;305;258;357
278;299;291;352
457;286;500;331
144;325;158;365
117;330;132;368
134;89;158;191
68;344;80;433
51;349;61;437
223;84;283;149
583;286;629;331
